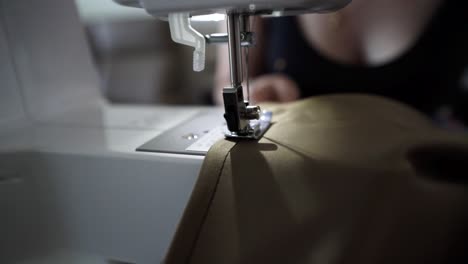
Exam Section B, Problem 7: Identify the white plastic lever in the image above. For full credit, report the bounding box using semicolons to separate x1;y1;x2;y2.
168;13;206;72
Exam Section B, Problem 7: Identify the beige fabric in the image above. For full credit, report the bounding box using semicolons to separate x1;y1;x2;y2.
166;94;468;264
165;139;237;263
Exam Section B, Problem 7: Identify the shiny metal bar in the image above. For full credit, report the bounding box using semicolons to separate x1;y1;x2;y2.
205;33;229;44
205;33;254;47
226;13;243;87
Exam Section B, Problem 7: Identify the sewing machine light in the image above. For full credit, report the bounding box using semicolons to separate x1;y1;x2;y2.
191;13;226;22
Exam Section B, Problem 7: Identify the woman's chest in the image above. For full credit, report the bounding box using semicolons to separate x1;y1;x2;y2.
297;0;443;66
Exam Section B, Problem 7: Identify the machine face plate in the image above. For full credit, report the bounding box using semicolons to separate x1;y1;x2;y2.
137;110;272;155
137;110;224;156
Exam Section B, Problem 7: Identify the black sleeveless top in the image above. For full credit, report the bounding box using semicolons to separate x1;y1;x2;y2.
263;0;468;119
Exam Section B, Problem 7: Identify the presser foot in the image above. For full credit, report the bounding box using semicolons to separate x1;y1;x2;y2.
224;111;272;140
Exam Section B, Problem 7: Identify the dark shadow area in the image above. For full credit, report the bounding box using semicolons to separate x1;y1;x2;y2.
227;140;361;263
229;140;298;263
407;143;468;185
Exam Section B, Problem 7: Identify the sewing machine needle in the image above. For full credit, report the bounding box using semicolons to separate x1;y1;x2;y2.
246;44;250;101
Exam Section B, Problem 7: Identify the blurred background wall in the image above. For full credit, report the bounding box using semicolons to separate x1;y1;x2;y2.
75;0;221;105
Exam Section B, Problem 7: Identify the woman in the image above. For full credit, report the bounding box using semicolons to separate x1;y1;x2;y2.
214;0;468;124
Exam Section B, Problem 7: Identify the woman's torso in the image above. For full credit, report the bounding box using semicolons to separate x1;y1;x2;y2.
262;0;468;116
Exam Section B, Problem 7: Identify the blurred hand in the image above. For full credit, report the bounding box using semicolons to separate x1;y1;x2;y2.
249;74;300;104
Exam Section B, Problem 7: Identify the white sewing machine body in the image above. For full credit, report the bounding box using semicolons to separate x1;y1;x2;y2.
117;0;350;16
0;0;349;263
0;1;205;263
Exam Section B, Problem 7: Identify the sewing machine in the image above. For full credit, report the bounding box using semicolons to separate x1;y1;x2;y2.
117;0;350;140
0;0;348;263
